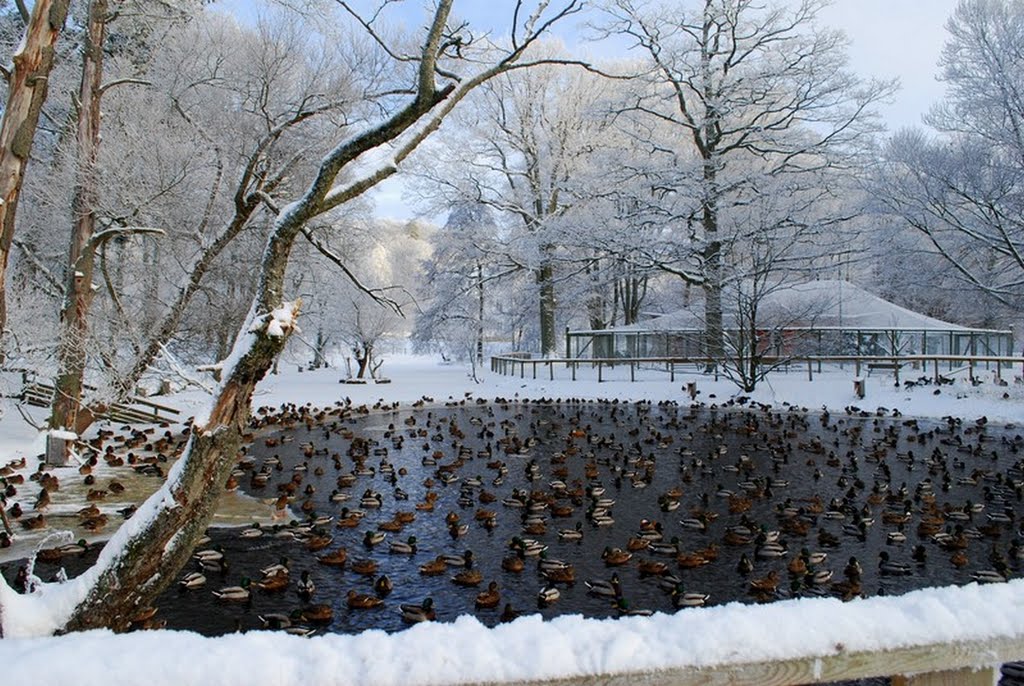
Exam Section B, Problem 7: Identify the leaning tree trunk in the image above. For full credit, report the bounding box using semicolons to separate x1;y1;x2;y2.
50;0;107;436
0;0;72;360
60;204;309;632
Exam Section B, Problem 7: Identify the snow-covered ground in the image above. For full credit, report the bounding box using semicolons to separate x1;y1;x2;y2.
1;354;1022;684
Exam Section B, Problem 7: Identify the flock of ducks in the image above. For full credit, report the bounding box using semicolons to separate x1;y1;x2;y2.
5;394;1024;636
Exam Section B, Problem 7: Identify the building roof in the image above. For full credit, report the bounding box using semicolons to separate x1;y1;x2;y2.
588;280;1008;334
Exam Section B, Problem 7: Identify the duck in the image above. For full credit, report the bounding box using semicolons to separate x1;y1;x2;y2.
351;558;378;576
671;583;710;608
749;571;780;595
257;574;290;593
212;578;251;602
475;581;501;609
558;522;584;541
374;574;393;597
347;589;384;609
501;555;525;573
296;570;316;601
601;547;632;566
499;603;522;623
452;568;483;587
178;571;207;590
585;573;622;598
400;598;436;623
419;556;448;576
317;547;348;567
389;535;418;555
260;557;291;578
443;550;474;568
538;584;561;605
302;604;334;624
878;551;912;576
363;530;386;547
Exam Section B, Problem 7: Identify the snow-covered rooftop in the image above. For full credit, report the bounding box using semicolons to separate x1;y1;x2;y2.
596;280;1008;334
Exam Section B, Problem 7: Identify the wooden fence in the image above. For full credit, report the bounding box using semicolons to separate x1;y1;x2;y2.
490;354;1024;384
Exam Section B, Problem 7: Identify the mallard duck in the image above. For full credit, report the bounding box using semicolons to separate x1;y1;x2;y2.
543;564;577;583
419;556;448;576
585;573;622;598
443;550;474;568
736;553;754;575
538;584;560;605
558;522;584;541
363;530;386;547
638;559;669;576
400;598;436;623
501;555;525;573
475;581;500;609
260;557;290;578
374;574;393;597
317;547;348;567
878;551;912;576
970;569;1007;584
749;571;779;594
347;589;384;609
257;574;289;592
601;547;632;566
351;558;378;576
302;604;334;623
671;584;709;608
389;535;417;555
499;603;521;623
212;578;251;602
452;568;483;586
297;570;316;601
178;571;206;590
843;557;863;581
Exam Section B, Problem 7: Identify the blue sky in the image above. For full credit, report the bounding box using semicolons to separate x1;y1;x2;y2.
213;0;962;218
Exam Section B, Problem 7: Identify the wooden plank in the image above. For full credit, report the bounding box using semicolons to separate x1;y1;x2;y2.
893;666;996;686
464;634;1022;686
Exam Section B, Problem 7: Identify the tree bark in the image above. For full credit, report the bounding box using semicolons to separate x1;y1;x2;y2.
0;0;72;360
50;0;107;436
538;248;557;357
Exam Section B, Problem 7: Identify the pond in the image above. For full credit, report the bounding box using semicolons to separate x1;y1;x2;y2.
7;399;1024;640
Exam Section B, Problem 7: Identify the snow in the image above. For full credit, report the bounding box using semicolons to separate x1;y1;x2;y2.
0;581;1022;685
47;429;78;441
1;353;1022;683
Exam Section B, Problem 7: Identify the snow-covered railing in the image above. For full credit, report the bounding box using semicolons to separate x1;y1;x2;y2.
490;354;1024;384
3;580;1023;686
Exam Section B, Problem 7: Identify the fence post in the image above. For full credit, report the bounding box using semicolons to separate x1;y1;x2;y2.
572;361;576;381
630;361;635;382
854;378;865;400
598;362;603;383
807;359;813;381
686;381;698;400
670;360;675;383
532;361;537;380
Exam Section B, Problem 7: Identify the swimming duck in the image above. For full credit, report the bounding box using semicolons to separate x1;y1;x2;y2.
351;558;378;576
475;581;501;609
178;571;206;590
374;574;393;597
400;598;436;623
671;583;710;608
317;547;348;567
389;535;418;555
538;584;561;605
302;604;334;624
452;568;483;586
212;578;251;602
297;570;316;601
584;573;622;598
347;589;384;609
601;547;632;566
419;556;448;576
878;551;912;576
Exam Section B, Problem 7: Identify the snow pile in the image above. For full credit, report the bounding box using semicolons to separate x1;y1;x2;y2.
1;580;1022;685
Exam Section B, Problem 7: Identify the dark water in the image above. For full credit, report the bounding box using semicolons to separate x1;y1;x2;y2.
7;400;1024;662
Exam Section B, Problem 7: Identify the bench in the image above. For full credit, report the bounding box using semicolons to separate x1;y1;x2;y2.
19;380;180;425
867;362;903;374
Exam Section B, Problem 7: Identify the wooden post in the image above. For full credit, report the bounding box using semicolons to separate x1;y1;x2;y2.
45;431;74;467
630;361;635;382
532;361;536;380
855;359;861;377
807;359;813;381
670;360;675;383
598;362;603;383
934;358;940;383
968;359;974;383
571;361;576;381
686;381;698;400
893;666;996;686
853;378;865;400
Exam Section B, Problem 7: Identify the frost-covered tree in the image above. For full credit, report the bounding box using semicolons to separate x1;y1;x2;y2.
599;0;894;363
412;59;617;356
875;0;1024;317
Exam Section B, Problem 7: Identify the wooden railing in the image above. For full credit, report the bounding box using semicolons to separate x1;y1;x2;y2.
490;354;1024;384
18;378;180;425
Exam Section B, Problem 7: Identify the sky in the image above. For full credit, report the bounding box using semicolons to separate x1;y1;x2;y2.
215;0;964;219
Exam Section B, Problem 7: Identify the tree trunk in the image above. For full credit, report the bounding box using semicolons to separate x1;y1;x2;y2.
701;163;724;363
476;260;485;367
0;0;72;360
50;0;107;436
538;248;557;357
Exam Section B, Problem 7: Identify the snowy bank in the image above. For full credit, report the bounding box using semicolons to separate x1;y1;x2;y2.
2;580;1023;685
